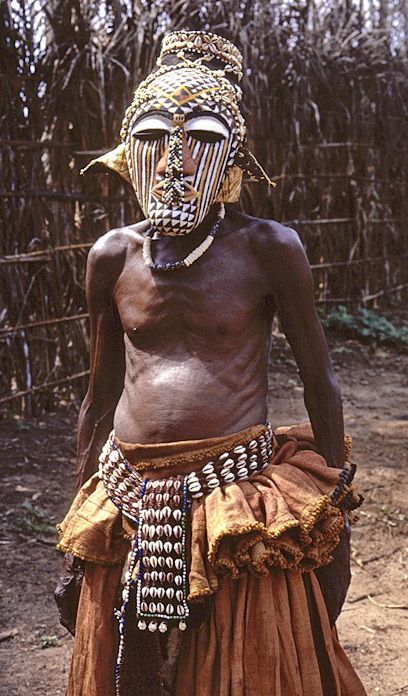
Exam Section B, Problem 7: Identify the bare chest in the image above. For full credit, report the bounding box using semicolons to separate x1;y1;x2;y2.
114;240;272;347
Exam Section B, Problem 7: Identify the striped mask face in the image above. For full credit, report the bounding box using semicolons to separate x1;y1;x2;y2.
125;67;240;236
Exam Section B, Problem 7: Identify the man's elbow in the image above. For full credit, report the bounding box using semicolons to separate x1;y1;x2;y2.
303;370;342;414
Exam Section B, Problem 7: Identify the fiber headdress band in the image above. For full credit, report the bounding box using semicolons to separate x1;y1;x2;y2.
159;30;244;79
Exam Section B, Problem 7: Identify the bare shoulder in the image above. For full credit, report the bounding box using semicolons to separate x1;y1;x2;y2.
86;221;147;287
248;214;302;255
228;208;306;268
89;221;146;264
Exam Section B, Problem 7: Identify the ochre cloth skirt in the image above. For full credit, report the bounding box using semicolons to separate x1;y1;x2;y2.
58;423;367;696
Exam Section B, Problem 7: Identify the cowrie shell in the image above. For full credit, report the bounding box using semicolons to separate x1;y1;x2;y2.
207;478;220;488
221;466;234;476
222;458;234;468
202;463;214;475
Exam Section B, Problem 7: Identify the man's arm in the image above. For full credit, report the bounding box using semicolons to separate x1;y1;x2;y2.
55;232;127;635
75;233;126;493
257;222;350;626
265;225;345;468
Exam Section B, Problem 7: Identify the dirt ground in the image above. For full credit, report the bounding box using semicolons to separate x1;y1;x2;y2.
0;332;407;696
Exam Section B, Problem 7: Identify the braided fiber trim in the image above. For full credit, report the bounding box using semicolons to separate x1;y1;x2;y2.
201;493;347;594
56;540;128;566
115;424;267;474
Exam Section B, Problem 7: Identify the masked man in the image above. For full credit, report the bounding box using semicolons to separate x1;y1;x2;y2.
55;31;366;696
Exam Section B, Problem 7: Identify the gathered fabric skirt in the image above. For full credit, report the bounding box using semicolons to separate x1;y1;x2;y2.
66;561;366;696
60;423;366;696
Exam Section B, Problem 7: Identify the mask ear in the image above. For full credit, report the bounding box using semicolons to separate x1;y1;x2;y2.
216;165;243;203
235;144;277;189
80;143;132;185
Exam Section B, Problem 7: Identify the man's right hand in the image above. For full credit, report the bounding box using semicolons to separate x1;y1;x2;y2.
54;552;84;636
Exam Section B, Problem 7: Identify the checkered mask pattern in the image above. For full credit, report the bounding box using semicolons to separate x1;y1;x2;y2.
125;67;240;236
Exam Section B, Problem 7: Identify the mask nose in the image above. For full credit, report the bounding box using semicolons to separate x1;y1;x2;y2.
156;130;197;179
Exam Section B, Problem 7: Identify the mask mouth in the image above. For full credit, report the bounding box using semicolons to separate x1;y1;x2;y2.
151;178;198;203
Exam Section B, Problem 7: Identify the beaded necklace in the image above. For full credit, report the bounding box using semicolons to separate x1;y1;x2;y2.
142;203;225;271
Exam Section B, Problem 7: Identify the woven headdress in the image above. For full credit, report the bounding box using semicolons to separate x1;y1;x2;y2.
83;30;275;201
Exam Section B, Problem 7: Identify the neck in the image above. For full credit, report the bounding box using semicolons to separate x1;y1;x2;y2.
187;205;220;239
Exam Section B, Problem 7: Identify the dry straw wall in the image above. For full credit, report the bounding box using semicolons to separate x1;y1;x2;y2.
1;0;407;414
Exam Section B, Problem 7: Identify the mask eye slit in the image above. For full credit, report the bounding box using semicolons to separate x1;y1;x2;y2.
134;129;168;142
187;130;225;144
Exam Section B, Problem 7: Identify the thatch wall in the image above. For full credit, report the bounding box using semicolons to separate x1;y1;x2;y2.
1;1;407;414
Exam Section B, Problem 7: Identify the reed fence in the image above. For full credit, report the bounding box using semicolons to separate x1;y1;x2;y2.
1;0;407;415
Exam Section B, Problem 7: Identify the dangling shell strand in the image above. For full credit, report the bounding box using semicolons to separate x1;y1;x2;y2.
142;204;225;271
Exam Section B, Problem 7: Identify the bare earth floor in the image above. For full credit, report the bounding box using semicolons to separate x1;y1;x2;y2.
0;333;407;696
